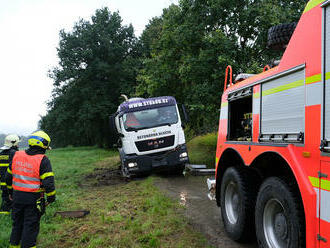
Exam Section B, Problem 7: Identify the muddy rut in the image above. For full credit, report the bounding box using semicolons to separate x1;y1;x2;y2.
154;175;258;248
85;165;258;247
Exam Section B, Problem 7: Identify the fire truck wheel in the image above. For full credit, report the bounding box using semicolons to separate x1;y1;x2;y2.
255;177;305;248
220;166;257;242
267;22;297;50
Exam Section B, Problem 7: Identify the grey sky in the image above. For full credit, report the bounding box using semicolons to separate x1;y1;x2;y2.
0;0;177;136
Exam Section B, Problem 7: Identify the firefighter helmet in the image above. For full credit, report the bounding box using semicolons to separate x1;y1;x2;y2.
0;134;20;150
28;131;51;149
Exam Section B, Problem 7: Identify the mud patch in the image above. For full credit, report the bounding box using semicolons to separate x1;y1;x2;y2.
154;175;257;248
83;167;127;187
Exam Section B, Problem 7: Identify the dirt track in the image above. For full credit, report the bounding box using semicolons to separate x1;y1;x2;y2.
154;174;258;248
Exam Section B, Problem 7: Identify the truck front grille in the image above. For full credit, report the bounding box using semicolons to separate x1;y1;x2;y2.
135;135;175;152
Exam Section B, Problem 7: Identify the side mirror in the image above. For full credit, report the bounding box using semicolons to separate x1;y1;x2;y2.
109;114;118;133
181;104;189;123
109;114;119;147
181;122;186;129
117;139;123;148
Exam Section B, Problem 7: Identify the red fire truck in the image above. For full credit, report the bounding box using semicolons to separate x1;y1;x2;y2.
215;0;330;247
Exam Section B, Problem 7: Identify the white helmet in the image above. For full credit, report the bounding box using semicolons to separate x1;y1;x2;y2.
1;134;20;150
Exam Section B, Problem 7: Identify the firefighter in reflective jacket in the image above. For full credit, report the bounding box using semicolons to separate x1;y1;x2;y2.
5;130;56;248
0;134;20;214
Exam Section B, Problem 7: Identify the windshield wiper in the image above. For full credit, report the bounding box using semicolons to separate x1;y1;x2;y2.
162;122;172;126
151;122;173;128
126;127;138;131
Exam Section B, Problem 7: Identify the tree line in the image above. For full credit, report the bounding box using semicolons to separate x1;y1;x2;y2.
40;0;306;148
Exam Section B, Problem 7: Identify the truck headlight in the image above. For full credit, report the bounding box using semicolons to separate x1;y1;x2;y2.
128;162;137;168
180;152;188;158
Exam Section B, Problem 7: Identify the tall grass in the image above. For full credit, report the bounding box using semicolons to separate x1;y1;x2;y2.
187;133;217;168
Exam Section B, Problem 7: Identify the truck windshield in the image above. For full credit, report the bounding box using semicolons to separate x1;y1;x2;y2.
123;105;178;131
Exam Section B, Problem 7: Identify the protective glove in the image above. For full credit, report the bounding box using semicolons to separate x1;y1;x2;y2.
36;198;46;215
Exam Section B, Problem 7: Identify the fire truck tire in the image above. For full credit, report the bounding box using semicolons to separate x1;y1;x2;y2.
220;166;257;242
255;177;305;248
267;22;297;50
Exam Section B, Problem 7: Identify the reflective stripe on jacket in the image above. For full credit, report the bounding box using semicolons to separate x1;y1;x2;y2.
12;151;44;192
0;154;9;167
0;150;11;184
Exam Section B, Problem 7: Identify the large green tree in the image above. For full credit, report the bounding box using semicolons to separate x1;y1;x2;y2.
137;0;306;133
40;8;139;147
137;3;235;131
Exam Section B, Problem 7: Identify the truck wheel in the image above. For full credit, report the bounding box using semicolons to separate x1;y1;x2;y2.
255;177;305;248
267;22;297;50
220;166;258;242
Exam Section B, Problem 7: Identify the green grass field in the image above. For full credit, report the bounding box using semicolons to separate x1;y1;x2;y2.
187;133;217;168
0;146;211;248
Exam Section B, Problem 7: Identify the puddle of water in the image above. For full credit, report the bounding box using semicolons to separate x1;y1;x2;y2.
180;191;188;206
179;190;203;206
155;176;258;248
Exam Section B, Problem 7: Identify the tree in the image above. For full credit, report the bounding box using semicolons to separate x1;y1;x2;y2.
137;3;235;131
40;8;140;147
136;0;306;133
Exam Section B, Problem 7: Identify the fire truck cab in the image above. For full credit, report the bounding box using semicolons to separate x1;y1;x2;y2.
215;1;330;247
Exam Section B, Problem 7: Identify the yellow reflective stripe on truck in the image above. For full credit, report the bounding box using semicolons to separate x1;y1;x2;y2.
221;102;228;107
227;72;330;99
253;92;260;98
306;73;322;84
263;79;304;96
309;176;330;191
304;0;324;13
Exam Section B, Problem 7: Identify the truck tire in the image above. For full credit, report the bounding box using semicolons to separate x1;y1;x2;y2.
220;166;258;242
255;177;305;248
267;22;297;50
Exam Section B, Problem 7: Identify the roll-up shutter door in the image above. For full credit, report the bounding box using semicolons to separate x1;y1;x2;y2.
261;68;305;135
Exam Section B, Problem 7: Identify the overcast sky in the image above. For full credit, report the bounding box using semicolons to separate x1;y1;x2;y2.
0;0;178;136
